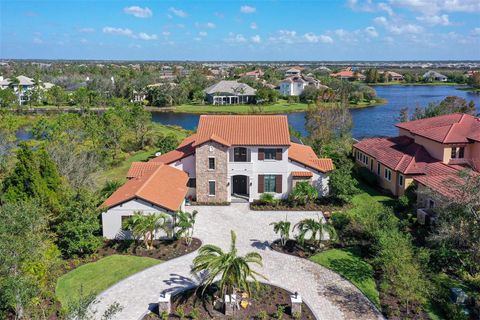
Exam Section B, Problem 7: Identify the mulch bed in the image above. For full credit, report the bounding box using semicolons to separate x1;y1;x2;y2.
270;239;328;259
250;200;343;213
143;283;316;320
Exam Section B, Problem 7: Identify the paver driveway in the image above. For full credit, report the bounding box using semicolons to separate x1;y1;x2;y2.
93;203;383;320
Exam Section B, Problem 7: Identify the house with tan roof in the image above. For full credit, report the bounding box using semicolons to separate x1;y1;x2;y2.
204;80;256;105
102;115;334;239
352;113;480;223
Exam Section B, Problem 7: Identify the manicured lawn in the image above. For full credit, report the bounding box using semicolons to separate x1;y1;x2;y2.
56;255;161;309
352;180;395;207
310;247;381;308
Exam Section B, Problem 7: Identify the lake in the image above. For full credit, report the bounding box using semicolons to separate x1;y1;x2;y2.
151;85;480;139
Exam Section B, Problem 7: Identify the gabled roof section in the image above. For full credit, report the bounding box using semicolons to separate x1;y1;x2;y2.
127;162;163;178
150;134;197;164
395;113;480;144
193;115;291;146
204;80;256;96
102;164;188;212
289;143;334;173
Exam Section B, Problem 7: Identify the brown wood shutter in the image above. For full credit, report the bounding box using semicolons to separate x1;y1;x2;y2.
258;148;265;160
258;175;264;193
276;148;282;160
275;175;282;193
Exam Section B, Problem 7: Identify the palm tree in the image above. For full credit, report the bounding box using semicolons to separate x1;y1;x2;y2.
294;215;336;250
123;212;171;250
270;217;291;247
174;210;198;246
191;230;266;297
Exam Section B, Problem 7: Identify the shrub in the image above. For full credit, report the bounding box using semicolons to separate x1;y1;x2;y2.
288;182;318;207
355;166;378;186
259;193;278;206
256;310;268;320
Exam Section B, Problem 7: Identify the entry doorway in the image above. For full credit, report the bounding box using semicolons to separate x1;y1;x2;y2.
232;175;249;196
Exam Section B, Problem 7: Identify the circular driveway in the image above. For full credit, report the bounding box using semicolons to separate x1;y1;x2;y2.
93;203;383;320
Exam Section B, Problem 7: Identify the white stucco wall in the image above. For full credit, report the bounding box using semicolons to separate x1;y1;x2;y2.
102;198;175;240
288;160;330;196
170;154;196;177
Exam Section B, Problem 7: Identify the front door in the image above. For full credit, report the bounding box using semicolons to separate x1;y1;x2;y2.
232;176;248;195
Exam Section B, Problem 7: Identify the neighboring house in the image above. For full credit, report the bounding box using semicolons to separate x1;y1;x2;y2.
0;75;52;105
381;71;404;81
423;71;448;82
330;70;366;81
352;113;480;223
204;80;256;105
279;75;327;96
102;115;334;239
239;69;264;79
284;68;302;77
160;66;175;80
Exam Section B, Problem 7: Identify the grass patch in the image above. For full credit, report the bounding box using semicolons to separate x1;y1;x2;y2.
310;247;381;308
352;180;395;207
56;255;161;309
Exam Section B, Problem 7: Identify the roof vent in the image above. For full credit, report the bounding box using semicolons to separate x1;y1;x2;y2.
155;152;162;157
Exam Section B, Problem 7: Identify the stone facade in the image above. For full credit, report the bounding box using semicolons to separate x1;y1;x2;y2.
195;141;228;202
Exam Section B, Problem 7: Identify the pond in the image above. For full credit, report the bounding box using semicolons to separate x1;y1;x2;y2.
151;85;480;139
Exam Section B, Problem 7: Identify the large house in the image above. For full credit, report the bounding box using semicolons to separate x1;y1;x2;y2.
353;113;480;221
0;75;54;105
279;75;327;96
239;69;264;79
330;69;366;81
102;115;334;239
423;71;448;82
204;80;256;105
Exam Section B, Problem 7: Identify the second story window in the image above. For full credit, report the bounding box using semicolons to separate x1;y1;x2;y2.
234;147;248;162
451;147;457;159
208;157;215;170
264;149;277;160
384;168;392;181
459;146;465;158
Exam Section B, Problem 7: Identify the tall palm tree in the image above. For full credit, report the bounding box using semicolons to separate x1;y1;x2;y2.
123;212;171;250
270;217;291;247
174;210;198;246
191;230;266;297
294;215;336;250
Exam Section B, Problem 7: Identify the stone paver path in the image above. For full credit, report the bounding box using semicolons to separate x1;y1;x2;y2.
93;203;383;320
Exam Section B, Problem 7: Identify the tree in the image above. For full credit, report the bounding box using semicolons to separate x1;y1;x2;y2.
294;216;336;249
47;85;67;107
174;210;198;246
102;108;127;160
288;181;318;206
191;230;266;297
123;212;171;250
126;104;152;149
410;96;476;120
270;217;291;247
156;134;180;155
0;88;17;108
468;72;480;89
54;191;103;258
0;201;59;319
328;152;359;204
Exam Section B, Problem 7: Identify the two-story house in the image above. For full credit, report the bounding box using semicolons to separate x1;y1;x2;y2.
101;115;334;239
352;113;480;222
279;75;327;96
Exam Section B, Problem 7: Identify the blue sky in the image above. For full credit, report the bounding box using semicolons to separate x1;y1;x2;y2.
1;0;479;60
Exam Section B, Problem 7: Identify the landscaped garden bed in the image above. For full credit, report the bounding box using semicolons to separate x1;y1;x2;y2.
270;239;327;259
143;283;316;320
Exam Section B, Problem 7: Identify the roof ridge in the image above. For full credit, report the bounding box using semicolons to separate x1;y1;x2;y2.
136;163;164;195
442;122;457;143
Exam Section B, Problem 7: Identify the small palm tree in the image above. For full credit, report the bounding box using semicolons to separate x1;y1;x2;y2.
123;212;171;250
270;216;291;247
191;230;266;297
294;215;336;250
174;210;198;246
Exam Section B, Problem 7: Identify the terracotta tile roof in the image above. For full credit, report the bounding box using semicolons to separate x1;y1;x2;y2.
354;136;439;174
288;143;335;173
102;164;188;212
150;134;197;164
330;70;365;78
193;115;291;147
396;113;480;144
127;162;162;178
292;171;313;177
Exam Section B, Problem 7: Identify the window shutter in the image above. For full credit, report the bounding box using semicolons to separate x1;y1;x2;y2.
275;175;282;193
258;148;264;160
258;175;264;193
276;148;282;160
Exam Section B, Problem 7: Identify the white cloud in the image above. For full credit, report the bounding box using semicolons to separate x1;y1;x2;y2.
33;37;43;44
138;32;158;40
169;7;188;18
206;22;216;29
199;31;208;37
103;27;134;37
240;5;256;14
225;32;247;43
303;32;334;43
251;35;261;43
129;44;142;49
268;30;297;44
374;16;423;34
347;0;394;15
250;22;257;29
80;38;88;44
123;6;152;18
365;26;379;37
194;37;202;41
472;27;480;36
78;27;95;33
416;14;451;26
162;31;171;36
390;0;480;14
